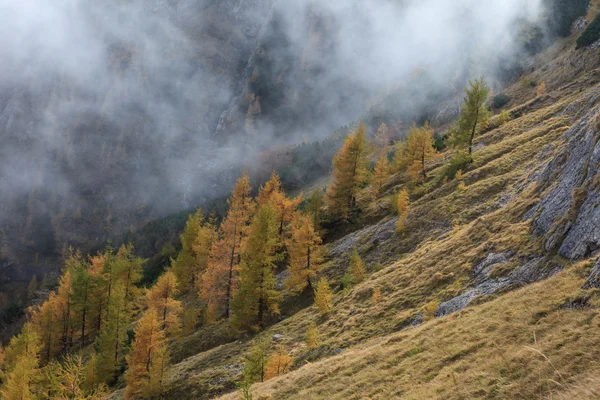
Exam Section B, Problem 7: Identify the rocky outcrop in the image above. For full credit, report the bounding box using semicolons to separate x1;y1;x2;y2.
583;257;600;289
532;103;600;260
435;255;561;317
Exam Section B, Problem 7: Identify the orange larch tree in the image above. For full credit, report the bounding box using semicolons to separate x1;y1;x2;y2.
200;171;255;320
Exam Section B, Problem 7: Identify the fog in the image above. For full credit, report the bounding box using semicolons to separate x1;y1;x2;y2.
0;0;545;272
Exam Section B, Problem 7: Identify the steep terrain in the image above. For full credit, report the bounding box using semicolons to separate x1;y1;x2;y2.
139;19;600;400
4;1;600;399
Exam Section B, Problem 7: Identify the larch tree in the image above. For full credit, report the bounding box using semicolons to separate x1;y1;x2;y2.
0;352;39;400
325;124;370;221
232;205;282;330
146;270;182;337
53;353;88;400
314;278;333;316
399;122;437;181
172;209;204;293
349;250;366;284
257;172;303;237
452;78;491;155
124;310;168;400
200;171;254;319
285;216;324;295
374;123;390;155
114;244;145;303
31;292;61;363
371;152;390;203
1;324;40;400
94;282;127;384
264;346;292;380
70;252;93;349
305;189;324;230
54;268;74;352
244;340;269;383
396;188;410;233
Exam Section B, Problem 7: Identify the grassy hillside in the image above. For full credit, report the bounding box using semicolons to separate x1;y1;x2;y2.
141;27;600;400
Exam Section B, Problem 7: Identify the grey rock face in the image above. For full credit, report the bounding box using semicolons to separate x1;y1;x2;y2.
532;104;600;260
583;258;600;289
435;257;561;317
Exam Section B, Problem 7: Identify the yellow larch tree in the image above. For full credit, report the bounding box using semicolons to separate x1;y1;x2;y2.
374;122;390;155
124;310;168;400
371;152;390;204
325;124;370;221
396;188;410;232
349;250;366;284
146;270;182;337
314;278;333;316
1;323;40;400
172;209;203;293
395;122;437;182
285;215;324;295
257;172;303;237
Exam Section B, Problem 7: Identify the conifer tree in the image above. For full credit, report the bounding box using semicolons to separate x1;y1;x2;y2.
70;253;93;348
396;189;410;233
94;284;127;384
3;323;40;373
257;172;303;237
54;353;87;399
396;122;437;181
305;189;324;230
0;352;38;400
200;172;254;319
232;205;282;330
146;270;182;337
87;253;110;337
349;250;366;284
325;124;370;221
371;152;390;202
114;244;144;302
374;123;390;155
31;292;61;363
264;346;292;380
286;216;324;295
314;278;333;316
1;324;40;400
452;78;491;155
244;340;269;383
55;269;74;352
172;210;204;293
125;310;168;400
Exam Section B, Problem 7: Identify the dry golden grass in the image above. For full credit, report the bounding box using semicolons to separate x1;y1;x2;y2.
152;32;600;400
220;262;600;400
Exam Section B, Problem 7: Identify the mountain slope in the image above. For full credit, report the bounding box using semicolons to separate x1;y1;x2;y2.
145;28;600;400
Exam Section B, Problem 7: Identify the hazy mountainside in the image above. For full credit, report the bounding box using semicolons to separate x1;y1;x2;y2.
172;26;600;399
0;0;560;287
0;0;279;283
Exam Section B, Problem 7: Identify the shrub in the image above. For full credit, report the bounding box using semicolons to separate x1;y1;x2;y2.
443;151;473;179
493;93;511;109
577;13;600;49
